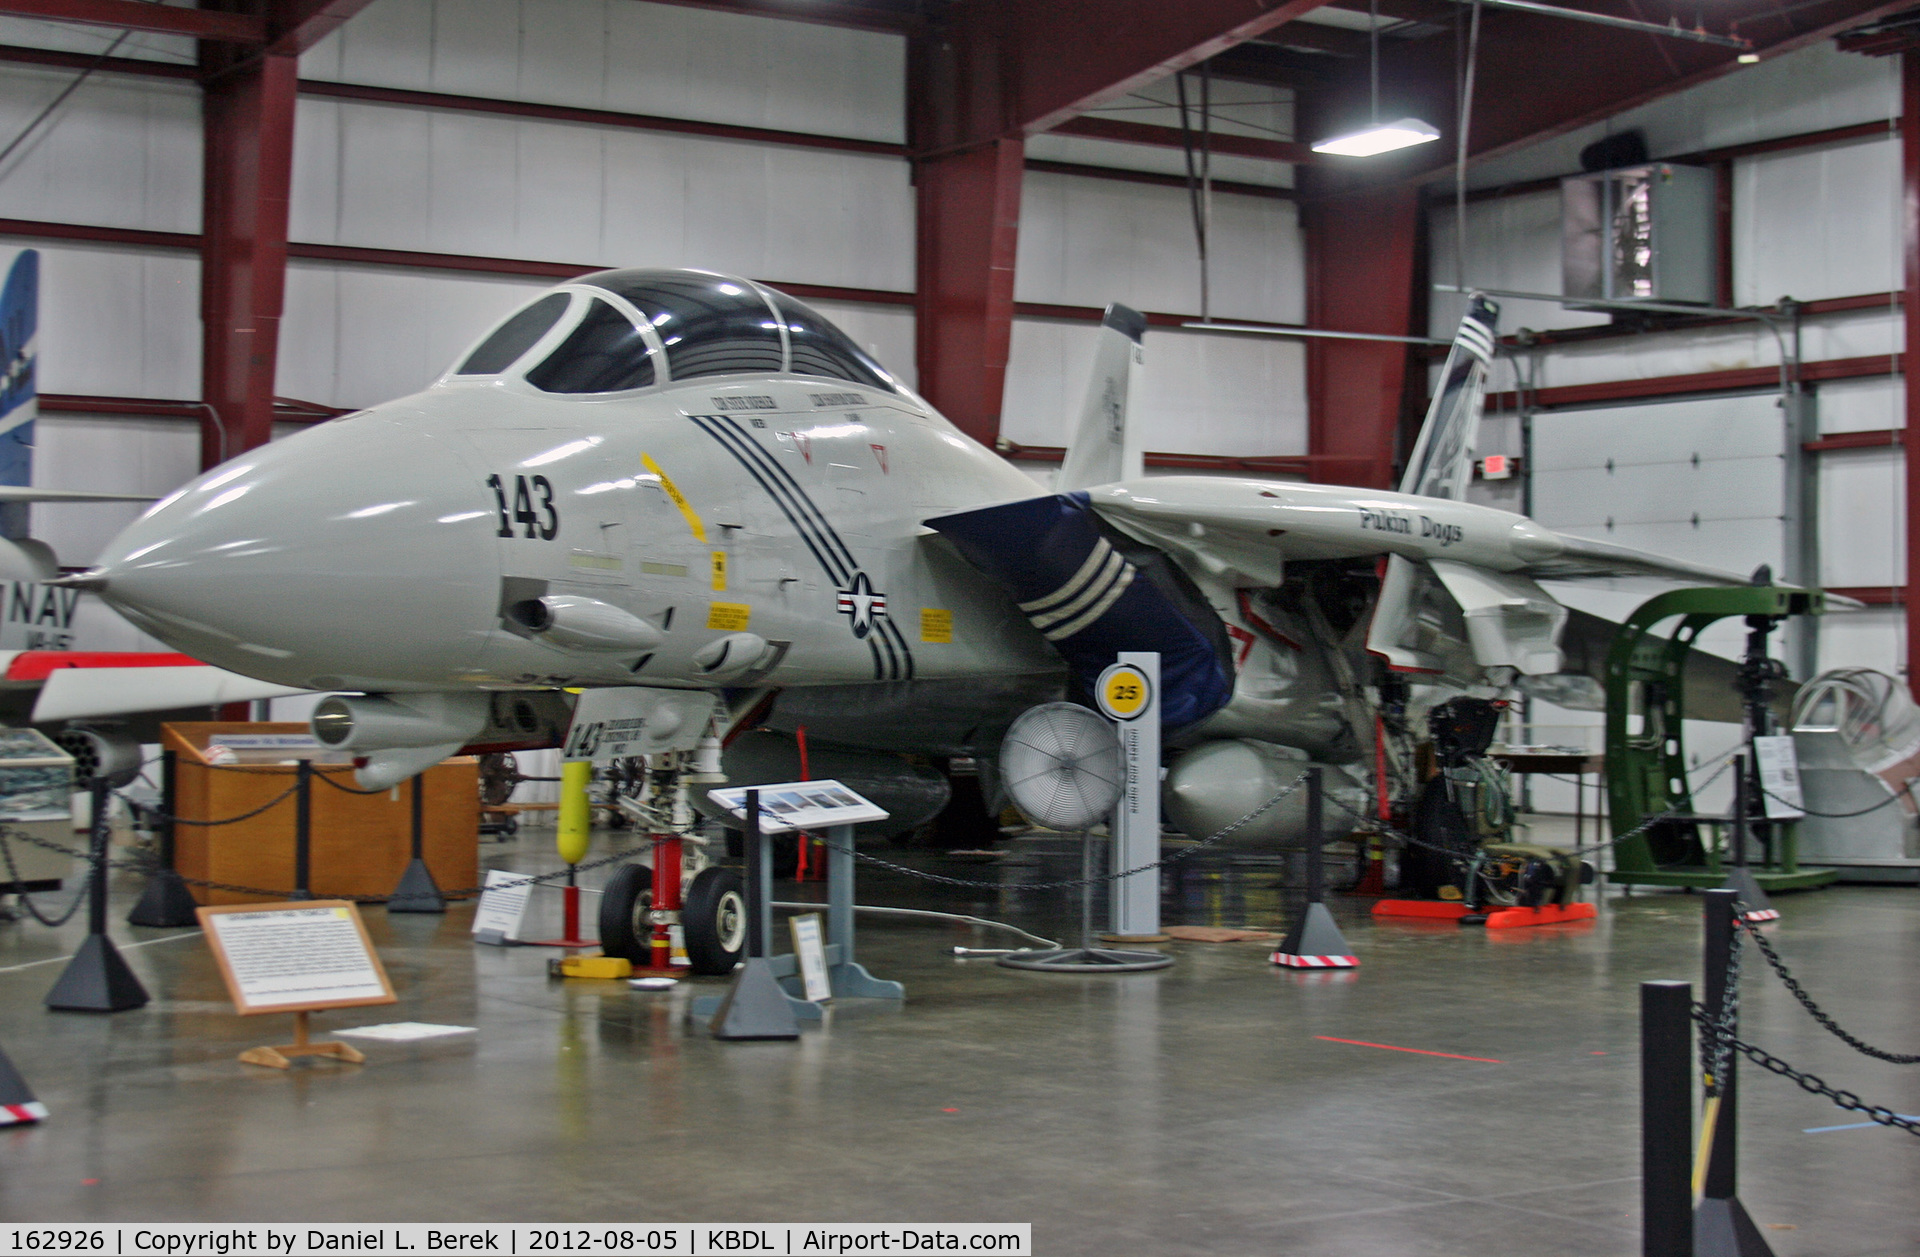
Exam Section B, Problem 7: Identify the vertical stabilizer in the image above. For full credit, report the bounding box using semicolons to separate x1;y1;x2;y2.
0;251;36;540
1398;293;1497;502
1057;304;1146;491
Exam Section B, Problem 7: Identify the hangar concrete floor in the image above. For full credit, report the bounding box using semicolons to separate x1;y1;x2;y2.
2;820;1917;1256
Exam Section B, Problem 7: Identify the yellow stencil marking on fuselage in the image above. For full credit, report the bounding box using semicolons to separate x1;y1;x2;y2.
641;453;707;543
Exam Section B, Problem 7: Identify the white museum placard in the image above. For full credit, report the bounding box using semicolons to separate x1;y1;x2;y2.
1754;734;1806;820
198;901;396;1015
788;913;831;1003
706;779;888;834
471;869;533;945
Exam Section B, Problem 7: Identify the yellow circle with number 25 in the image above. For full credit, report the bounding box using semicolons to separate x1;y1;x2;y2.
1096;663;1152;721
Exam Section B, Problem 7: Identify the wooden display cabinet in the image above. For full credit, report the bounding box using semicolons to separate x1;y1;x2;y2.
163;723;480;905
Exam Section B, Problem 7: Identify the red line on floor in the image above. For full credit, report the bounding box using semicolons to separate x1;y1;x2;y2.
1313;1035;1504;1063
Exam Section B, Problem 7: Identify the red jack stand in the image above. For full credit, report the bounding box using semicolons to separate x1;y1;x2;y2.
647;835;684;970
527;864;597;949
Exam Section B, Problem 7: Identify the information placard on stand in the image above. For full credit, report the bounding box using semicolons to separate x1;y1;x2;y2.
471;869;532;945
788;913;831;1003
197;901;396;1069
707;780;888;834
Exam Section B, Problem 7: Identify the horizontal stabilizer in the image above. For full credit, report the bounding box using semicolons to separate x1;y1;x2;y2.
31;666;308;723
1523;532;1750;586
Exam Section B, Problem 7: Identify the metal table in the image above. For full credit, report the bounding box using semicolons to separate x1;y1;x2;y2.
1491;752;1605;849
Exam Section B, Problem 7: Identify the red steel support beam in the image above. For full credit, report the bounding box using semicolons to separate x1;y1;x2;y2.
267;0;381;55
1004;1;1332;136
201;52;298;468
1905;50;1920;697
1804;428;1904;452
914;138;1025;448
1305;187;1419;489
1049;116;1315;165
1484;353;1903;411
0;0;262;42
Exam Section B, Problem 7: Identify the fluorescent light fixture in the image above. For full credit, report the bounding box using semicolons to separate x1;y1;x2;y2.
1311;117;1442;157
1737;52;1760;63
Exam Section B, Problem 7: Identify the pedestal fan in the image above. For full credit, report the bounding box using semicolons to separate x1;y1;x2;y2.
996;702;1173;973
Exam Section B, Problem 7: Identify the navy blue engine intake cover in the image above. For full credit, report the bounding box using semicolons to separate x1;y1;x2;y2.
928;492;1234;731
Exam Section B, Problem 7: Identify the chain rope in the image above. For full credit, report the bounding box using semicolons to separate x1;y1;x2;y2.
1689;1005;1920;1138
1682;898;1920;1139
1698;917;1744;1097
1735;914;1920;1064
310;771;401;797
820;772;1313;892
0;821;665;904
0;824;92;926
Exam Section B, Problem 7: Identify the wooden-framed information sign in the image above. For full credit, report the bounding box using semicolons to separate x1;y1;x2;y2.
196;900;397;1069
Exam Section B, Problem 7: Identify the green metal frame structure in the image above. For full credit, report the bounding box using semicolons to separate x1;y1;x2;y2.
1604;586;1839;890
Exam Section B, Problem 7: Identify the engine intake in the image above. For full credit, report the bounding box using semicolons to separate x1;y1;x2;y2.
311;692;491;752
507;595;663;652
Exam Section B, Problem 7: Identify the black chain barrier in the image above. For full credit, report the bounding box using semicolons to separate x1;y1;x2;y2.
0;820;667;905
0;825;92;927
1735;914;1920;1065
1681;896;1920;1140
1324;785;1676;863
1758;781;1913;819
819;772;1314;893
310;772;399;797
1698;914;1744;1098
1689;1005;1920;1138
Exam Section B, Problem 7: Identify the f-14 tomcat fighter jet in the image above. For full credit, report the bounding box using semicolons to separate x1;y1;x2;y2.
69;270;1742;962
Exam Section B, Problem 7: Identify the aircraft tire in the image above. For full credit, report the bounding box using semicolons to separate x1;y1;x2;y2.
683;866;747;975
597;862;654;962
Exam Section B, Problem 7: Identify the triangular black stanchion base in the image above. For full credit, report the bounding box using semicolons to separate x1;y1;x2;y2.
1695;1197;1777;1257
1722;868;1779;921
1276;901;1356;961
387;858;446;914
126;869;200;928
710;958;801;1040
0;1042;45;1124
45;934;149;1012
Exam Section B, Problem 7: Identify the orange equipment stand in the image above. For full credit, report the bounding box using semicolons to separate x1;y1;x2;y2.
1373;899;1598;929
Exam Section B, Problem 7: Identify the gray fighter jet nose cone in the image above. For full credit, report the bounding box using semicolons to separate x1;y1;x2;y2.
91;412;501;690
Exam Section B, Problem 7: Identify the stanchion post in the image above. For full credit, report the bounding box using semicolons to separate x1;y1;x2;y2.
128;748;199;927
1721;753;1778;921
411;773;423;863
86;779;108;939
745;789;768;959
388;773;445;914
1305;765;1325;904
292;759;313;900
710;789;800;1040
1731;757;1749;872
1271;767;1358;969
1701;887;1738;1198
1641;980;1694;1257
1695;887;1776;1255
46;778;149;1012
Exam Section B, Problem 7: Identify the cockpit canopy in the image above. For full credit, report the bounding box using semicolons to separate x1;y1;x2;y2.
450;269;897;396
